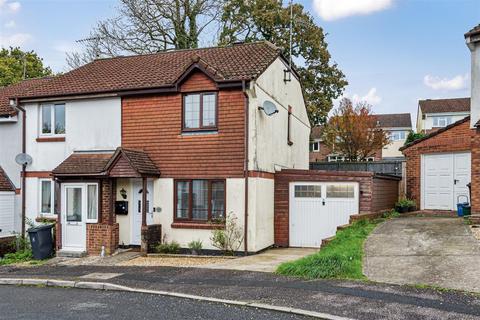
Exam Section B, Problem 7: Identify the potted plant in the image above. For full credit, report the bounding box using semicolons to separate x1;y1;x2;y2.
188;240;203;255
395;198;415;213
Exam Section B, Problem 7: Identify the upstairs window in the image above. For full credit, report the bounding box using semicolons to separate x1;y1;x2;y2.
183;92;217;131
389;131;406;141
41;103;65;135
432;116;452;128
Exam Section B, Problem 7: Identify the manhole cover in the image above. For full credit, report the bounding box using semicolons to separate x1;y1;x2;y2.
80;272;123;280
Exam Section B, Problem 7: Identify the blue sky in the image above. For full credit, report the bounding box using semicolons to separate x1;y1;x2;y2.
0;0;479;120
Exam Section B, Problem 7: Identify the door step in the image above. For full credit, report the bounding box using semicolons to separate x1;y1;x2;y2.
57;250;87;258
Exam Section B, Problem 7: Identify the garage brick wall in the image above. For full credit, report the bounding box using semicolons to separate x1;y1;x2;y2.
274;169;399;247
402;118;473;210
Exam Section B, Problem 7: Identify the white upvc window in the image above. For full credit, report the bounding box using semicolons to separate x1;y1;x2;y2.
40;103;66;136
389;130;406;141
39;179;55;216
309;141;320;152
86;183;99;223
432;116;452;128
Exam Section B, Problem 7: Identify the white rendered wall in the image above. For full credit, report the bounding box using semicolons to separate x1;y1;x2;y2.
422;113;469;132
249;58;310;173
247;177;274;252
469;38;480;128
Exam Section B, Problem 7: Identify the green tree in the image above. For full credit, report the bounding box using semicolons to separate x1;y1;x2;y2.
404;131;426;145
219;0;347;125
0;47;52;87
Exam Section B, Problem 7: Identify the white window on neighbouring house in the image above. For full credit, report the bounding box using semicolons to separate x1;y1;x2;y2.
328;155;345;162
309;141;320;152
41;103;65;136
432;116;452;128
86;183;98;223
389;131;406;141
40;179;54;216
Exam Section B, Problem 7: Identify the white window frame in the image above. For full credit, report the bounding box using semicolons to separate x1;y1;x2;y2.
39;179;55;217
40;103;66;137
389;131;406;141
86;183;99;224
310;141;320;152
432;116;452;128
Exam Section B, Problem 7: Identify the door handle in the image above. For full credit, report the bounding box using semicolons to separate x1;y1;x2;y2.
454;179;459;185
322;199;326;206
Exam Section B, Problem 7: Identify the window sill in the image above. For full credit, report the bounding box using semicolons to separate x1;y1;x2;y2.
181;130;218;136
36;137;66;143
36;215;57;223
171;222;225;230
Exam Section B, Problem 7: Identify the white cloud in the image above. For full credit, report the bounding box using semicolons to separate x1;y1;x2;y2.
4;20;15;28
352;87;382;105
0;33;31;47
423;74;468;91
7;1;20;12
53;42;76;53
313;0;394;21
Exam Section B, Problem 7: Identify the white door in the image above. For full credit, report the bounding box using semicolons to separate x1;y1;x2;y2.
62;184;86;251
131;180;154;246
0;192;15;237
289;182;359;248
422;152;471;210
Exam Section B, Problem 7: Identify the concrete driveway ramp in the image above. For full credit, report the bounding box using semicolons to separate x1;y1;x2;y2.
364;217;480;293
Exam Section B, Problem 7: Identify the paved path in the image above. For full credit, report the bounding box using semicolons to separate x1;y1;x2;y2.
364;217;480;292
2;264;480;319
1;285;311;320
203;248;318;272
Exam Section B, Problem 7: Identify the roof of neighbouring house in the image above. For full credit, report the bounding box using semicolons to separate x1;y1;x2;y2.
400;116;470;151
310;125;323;140
465;24;480;38
0;77;54;117
418;97;470;114
0;166;15;192
9;42;282;101
374;113;412;128
52;147;160;177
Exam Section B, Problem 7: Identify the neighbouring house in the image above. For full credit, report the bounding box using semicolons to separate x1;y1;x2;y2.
400;24;480;216
309;113;412;162
3;42;312;255
416;98;470;134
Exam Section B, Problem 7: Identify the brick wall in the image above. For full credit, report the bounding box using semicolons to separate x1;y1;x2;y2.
273;169;398;247
141;224;162;253
309;141;382;163
122;71;245;178
402;119;473;209
471;128;480;213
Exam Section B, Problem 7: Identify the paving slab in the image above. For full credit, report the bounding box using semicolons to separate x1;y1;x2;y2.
364;216;480;292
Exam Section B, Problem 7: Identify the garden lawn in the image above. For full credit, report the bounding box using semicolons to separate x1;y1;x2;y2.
277;218;384;280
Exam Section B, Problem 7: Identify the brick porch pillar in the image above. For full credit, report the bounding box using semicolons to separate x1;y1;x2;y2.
471;129;480;222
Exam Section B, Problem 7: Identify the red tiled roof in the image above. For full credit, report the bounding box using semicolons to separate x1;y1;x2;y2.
419;98;470;114
374;113;412;128
12;42;280;101
0;77;54;117
0;166;15;192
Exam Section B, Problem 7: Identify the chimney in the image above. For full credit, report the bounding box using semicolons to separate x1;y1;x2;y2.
466;25;480;128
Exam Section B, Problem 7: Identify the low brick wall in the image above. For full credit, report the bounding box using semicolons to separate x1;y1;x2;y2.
0;236;15;257
86;223;119;255
274;169;400;247
141;224;162;253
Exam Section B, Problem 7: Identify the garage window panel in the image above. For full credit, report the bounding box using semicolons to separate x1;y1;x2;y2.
326;185;354;198
294;185;322;198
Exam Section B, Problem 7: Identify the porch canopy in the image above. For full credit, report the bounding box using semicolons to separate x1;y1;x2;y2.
52;147;160;228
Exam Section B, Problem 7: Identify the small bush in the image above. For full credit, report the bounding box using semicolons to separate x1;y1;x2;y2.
0;250;33;265
155;241;180;254
210;213;243;255
396;197;415;208
188;240;203;252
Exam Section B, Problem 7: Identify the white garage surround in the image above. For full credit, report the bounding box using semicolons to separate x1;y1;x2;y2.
289;182;359;248
421;152;471;211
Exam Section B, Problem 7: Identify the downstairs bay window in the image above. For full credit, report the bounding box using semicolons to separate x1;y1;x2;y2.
175;179;225;222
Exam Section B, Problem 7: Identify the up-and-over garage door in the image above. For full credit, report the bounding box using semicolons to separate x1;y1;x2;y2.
289;182;359;247
422;152;471;211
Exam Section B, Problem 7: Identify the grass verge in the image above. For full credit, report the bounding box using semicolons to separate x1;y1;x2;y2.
277;211;398;280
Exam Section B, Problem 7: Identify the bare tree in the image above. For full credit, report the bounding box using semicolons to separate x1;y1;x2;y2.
67;0;222;69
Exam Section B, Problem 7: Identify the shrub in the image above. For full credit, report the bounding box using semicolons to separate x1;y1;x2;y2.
396;197;415;208
210;213;243;255
155;241;180;254
188;240;203;254
405;131;426;145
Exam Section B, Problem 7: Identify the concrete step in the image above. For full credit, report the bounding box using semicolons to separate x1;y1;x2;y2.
56;250;87;258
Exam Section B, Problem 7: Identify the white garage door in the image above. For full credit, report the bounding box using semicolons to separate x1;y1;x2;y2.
422;152;471;211
289;182;359;247
0;191;15;238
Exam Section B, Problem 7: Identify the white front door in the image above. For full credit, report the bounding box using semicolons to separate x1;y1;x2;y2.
422;152;471;210
131;180;154;246
289;182;359;248
62;184;86;251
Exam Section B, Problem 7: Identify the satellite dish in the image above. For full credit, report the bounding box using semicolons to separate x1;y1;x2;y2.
15;153;33;166
259;100;279;116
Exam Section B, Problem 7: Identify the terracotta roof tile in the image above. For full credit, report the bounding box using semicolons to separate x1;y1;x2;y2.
0;166;15;192
12;42;280;101
119;148;160;176
374;113;412;128
419;98;470;114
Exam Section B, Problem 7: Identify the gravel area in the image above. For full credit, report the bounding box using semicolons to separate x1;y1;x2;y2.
119;256;227;267
470;225;480;240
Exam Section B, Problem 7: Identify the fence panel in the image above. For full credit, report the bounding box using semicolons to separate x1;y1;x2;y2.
310;161;404;177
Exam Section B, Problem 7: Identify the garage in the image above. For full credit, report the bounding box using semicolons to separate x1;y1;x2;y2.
274;169;400;248
0;191;15;238
422;152;471;211
289;182;359;247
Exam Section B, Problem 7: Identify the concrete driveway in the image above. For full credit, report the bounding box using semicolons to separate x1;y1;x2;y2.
364;216;480;292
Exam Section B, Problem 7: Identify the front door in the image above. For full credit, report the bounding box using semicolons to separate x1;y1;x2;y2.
62;184;86;251
131;180;153;245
